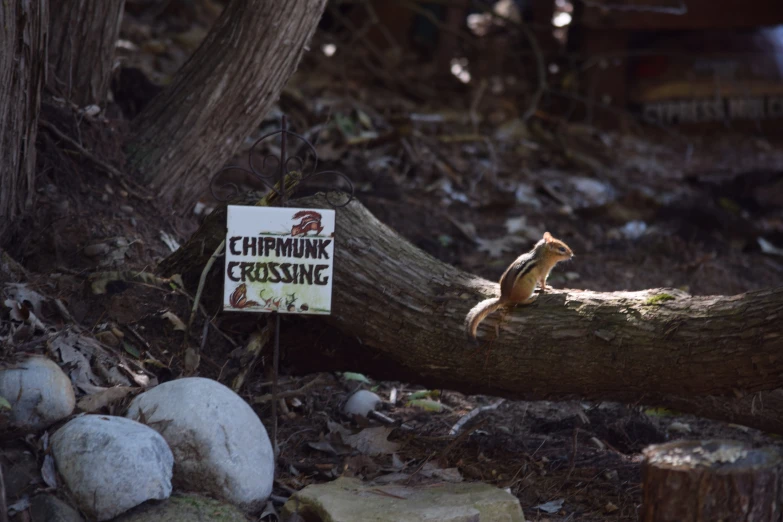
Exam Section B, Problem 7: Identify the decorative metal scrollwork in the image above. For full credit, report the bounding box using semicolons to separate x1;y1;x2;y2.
209;115;354;208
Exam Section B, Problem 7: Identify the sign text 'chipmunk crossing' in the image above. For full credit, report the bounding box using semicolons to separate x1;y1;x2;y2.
223;206;336;314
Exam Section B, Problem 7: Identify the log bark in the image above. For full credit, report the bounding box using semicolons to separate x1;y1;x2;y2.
48;0;125;106
126;0;327;208
641;440;783;521
0;0;48;244
160;194;783;432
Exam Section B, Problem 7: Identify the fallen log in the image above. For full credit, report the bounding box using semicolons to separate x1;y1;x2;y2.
160;193;783;433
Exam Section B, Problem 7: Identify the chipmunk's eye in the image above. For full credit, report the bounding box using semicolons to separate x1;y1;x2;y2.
558;246;567;253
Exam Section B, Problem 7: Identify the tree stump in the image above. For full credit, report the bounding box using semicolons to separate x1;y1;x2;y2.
641;439;783;522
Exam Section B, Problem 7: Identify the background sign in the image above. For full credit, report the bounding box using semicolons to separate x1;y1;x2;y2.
224;205;336;314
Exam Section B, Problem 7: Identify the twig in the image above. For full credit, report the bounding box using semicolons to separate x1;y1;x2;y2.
448;398;505;436
199;310;213;353
40;119;122;178
441;417;489;461
253;375;325;404
232;326;272;392
184;240;225;348
39;119;154;201
565;427;579;485
404;453;435;485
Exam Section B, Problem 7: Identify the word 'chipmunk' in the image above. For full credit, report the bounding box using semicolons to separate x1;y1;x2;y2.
465;232;574;343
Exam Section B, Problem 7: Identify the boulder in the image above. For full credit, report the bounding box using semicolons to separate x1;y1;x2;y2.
125;377;274;510
51;415;173;521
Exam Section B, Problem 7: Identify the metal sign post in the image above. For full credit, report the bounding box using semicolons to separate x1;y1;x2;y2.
210;115;354;454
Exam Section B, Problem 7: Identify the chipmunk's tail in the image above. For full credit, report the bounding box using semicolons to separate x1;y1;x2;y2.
464;297;503;344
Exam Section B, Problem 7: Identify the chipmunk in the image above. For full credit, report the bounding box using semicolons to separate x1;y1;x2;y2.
465;232;574;343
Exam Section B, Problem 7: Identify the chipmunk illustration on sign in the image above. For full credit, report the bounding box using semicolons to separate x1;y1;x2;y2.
291;210;324;237
228;283;259;309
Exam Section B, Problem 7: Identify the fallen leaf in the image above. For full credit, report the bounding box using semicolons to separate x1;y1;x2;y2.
406;399;450;412
123;341;141;359
308;440;346;456
341;372;371;384
420;462;463;482
41;454;57;488
534;499;564;514
4;283;46;316
48;332;104;394
759;237;783;256
77;386;137;413
161;311;186;331
344;427;400;456
407;390;440;400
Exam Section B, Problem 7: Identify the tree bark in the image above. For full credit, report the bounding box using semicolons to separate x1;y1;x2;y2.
0;0;48;244
160;194;783;432
48;0;125;106
641;440;783;521
126;0;327;208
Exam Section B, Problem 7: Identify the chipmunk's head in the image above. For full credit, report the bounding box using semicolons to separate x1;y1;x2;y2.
542;232;574;261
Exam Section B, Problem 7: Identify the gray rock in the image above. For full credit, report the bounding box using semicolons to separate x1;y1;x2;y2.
343;390;382;417
281;477;525;522
52;415;173;521
0;356;75;431
112;493;248;522
29;494;85;522
125;377;274;510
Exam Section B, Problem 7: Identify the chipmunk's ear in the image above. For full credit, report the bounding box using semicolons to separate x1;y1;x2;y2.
543;232;553;242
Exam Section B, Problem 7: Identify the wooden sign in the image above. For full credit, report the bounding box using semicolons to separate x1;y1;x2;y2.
224;205;336;314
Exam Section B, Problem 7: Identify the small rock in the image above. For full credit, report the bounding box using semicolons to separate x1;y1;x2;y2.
52;415;173;521
282;477;524;522
83;243;110;257
0;356;75;432
125;377;274;510
94;331;119;347
112;493;247;522
120;205;134;214
343;390;382;417
29;494;85;522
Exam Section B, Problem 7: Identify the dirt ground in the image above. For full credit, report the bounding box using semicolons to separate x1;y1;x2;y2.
3;5;783;521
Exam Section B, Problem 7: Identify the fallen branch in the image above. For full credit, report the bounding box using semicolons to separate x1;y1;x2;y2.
161;194;783;433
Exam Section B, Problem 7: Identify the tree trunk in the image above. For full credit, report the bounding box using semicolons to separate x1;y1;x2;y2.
126;0;327;208
641;440;783;521
47;0;125;106
0;0;48;245
159;194;783;432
